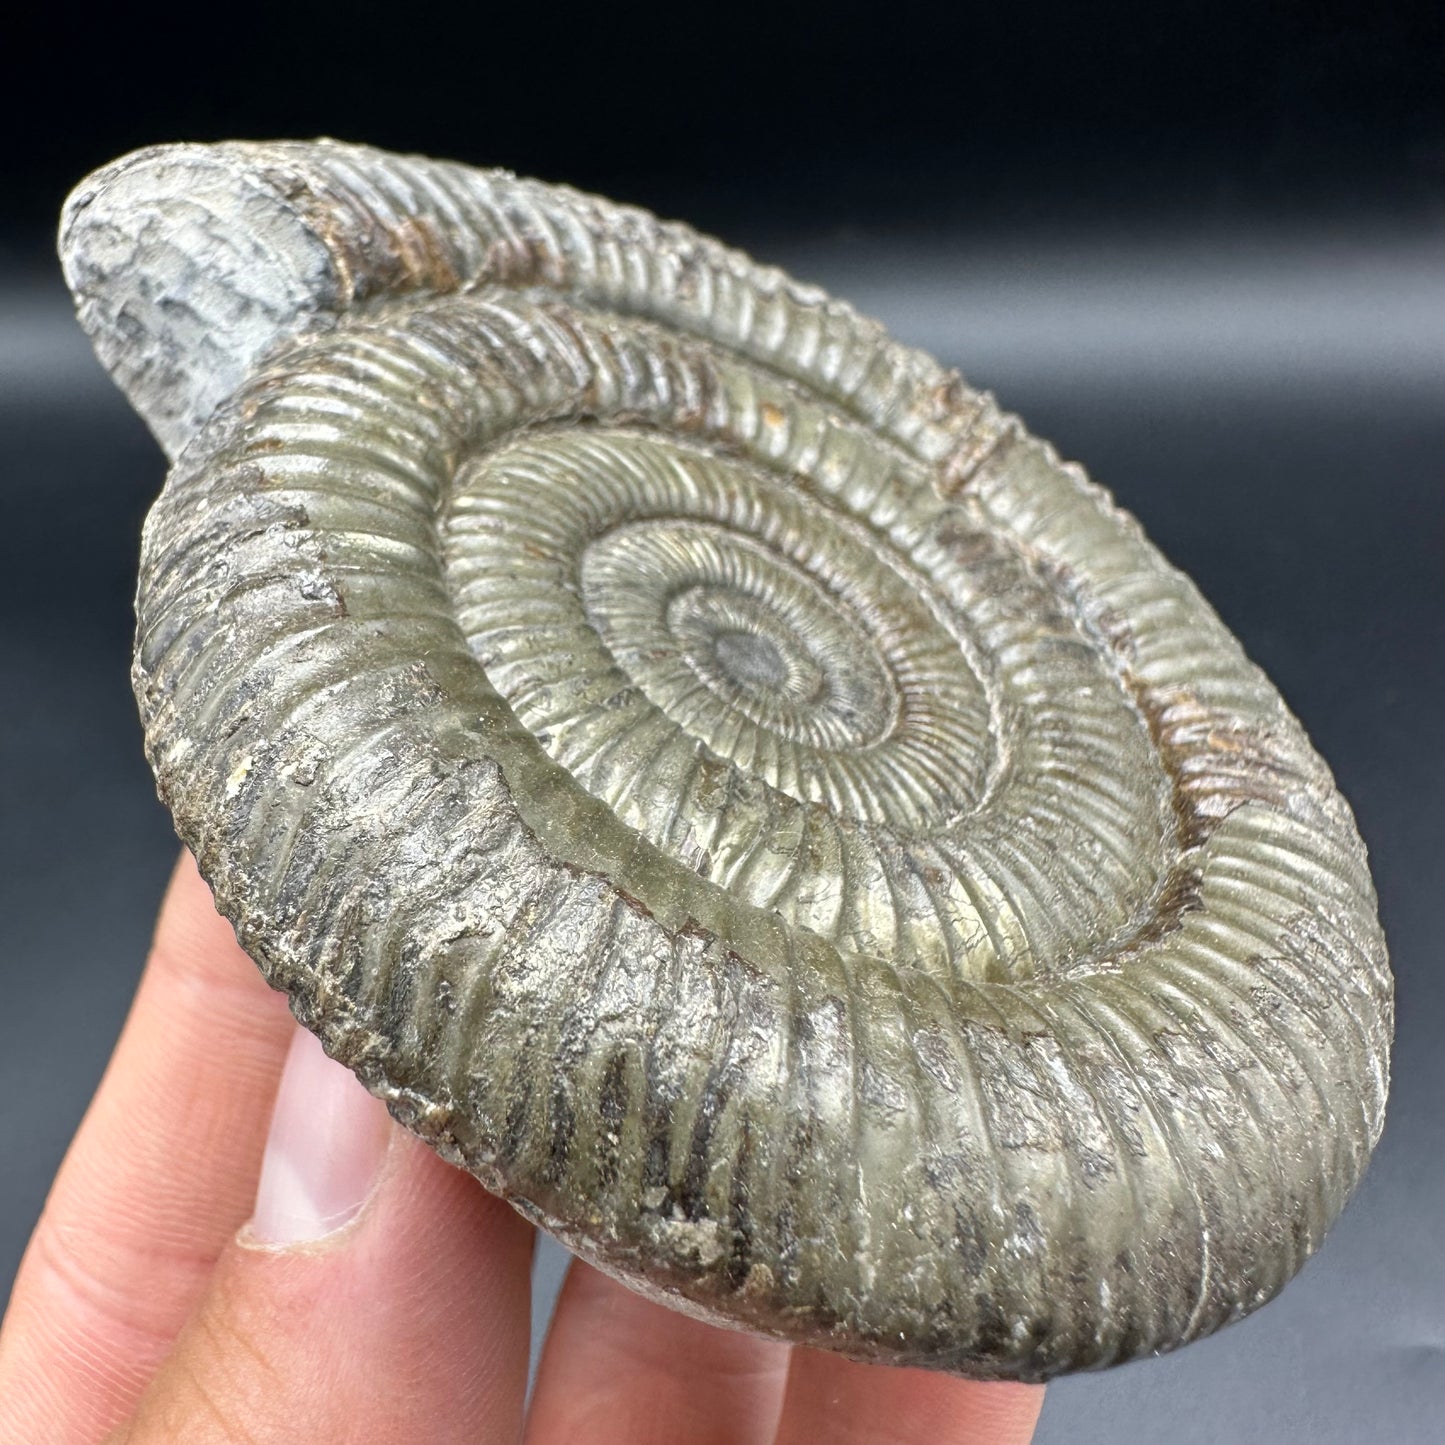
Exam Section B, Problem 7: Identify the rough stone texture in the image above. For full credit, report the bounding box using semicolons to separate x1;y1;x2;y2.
60;140;1392;1380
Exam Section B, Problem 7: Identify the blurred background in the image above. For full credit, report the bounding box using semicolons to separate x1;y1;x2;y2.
2;2;1441;1438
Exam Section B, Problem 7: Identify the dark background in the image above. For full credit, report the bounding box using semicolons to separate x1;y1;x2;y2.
3;2;1444;247
2;4;1441;1439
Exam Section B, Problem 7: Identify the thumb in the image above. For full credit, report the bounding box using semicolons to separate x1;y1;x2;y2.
112;1025;535;1445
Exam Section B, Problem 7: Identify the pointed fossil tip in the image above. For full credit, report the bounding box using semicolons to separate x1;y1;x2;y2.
58;141;342;461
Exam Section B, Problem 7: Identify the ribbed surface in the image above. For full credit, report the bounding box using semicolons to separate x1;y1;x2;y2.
64;141;1391;1380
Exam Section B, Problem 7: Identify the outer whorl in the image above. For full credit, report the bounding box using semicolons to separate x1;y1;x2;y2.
60;141;1392;1381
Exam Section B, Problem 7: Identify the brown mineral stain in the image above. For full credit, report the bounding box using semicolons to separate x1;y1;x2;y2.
1133;681;1297;851
392;217;462;294
937;417;1020;498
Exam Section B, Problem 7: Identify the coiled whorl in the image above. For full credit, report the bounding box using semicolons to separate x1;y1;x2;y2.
61;141;1392;1380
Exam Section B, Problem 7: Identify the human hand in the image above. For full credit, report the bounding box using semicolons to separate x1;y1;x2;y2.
0;853;1045;1443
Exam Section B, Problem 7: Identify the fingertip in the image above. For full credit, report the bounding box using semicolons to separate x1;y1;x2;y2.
245;1026;394;1248
106;1018;535;1444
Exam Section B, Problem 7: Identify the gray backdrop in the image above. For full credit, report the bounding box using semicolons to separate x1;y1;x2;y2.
3;223;1441;1440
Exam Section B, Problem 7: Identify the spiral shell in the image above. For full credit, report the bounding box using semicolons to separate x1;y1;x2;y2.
60;141;1392;1380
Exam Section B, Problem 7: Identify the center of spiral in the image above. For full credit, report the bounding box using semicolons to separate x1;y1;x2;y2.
712;629;788;691
665;583;827;711
585;521;901;759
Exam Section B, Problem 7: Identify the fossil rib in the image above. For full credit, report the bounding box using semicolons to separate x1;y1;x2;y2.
60;141;1392;1380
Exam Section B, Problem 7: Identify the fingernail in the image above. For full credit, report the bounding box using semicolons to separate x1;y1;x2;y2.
249;1025;393;1246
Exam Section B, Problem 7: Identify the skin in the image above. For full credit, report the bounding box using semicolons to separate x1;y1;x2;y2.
0;853;1044;1444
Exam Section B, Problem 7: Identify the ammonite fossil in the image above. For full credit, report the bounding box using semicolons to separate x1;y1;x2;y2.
60;141;1392;1381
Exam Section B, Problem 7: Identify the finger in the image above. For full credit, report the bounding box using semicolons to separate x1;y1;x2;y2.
525;1261;791;1445
0;853;295;1443
114;1022;535;1444
772;1349;1044;1445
